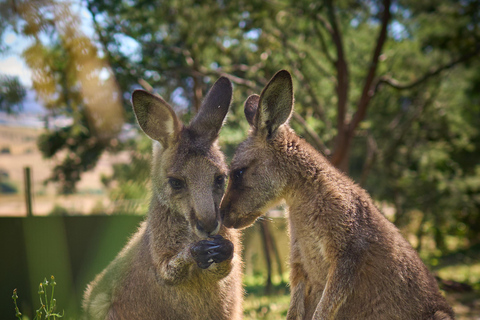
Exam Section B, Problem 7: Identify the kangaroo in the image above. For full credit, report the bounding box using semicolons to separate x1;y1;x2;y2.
221;70;454;320
83;77;243;320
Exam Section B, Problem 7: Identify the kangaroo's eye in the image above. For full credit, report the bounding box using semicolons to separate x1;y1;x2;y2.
168;177;185;190
233;168;246;182
215;175;226;188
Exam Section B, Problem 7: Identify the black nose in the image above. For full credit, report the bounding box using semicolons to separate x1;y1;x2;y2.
196;220;219;235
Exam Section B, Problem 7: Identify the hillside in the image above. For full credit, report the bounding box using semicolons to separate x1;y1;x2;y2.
0;124;130;216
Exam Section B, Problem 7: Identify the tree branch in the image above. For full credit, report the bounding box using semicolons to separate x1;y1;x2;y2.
350;0;392;133
291;67;327;123
330;0;391;169
325;0;349;135
376;44;480;91
196;65;261;90
313;15;336;66
323;0;349;169
359;132;377;187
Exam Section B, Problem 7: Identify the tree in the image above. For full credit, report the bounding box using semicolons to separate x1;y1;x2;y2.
6;0;124;193
6;0;480;248
0;2;27;114
0;75;26;114
86;0;480;247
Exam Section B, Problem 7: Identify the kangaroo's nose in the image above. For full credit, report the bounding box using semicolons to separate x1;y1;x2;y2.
196;219;220;236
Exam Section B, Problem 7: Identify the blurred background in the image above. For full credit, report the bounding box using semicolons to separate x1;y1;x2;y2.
0;0;479;319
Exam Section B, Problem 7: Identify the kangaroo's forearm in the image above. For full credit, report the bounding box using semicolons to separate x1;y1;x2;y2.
287;280;306;320
287;258;307;320
313;259;356;320
155;246;194;285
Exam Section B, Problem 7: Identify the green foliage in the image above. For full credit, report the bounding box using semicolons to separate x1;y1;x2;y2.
13;276;64;320
102;133;152;214
37;113;106;194
4;0;480;250
48;204;69;216
0;180;18;194
0;75;26;114
0;169;18;194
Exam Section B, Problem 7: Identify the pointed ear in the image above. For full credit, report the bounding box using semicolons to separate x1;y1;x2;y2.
255;70;293;138
131;90;182;148
189;76;232;142
244;94;260;126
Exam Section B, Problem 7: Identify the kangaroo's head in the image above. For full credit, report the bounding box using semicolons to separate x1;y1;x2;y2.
132;77;232;238
221;70;294;229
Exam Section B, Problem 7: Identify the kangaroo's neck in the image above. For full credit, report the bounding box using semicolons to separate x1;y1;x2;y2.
273;128;379;258
273;128;356;213
147;196;190;238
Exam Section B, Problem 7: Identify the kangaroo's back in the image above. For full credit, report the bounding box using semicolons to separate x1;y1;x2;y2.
83;77;243;320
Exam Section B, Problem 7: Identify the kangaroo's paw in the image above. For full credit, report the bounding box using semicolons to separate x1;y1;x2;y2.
190;235;234;269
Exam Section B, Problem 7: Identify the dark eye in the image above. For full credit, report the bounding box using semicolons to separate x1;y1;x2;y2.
233;168;246;182
168;177;185;190
215;175;226;188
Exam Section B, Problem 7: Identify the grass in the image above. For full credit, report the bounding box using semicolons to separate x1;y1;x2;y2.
243;275;291;320
241;258;480;320
10;266;480;319
244;293;290;319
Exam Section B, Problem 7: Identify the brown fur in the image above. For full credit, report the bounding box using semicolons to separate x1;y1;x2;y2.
83;77;243;320
221;70;454;320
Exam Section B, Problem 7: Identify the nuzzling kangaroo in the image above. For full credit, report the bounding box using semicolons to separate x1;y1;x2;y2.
221;70;454;320
83;77;243;320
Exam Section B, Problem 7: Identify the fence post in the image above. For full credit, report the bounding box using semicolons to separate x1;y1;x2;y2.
24;166;33;217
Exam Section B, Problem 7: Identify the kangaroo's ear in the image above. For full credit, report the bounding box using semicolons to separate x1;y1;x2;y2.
255;70;293;138
131;90;182;148
244;94;260;126
189;76;232;142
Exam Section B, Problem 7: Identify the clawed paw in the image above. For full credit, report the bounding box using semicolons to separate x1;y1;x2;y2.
190;235;234;269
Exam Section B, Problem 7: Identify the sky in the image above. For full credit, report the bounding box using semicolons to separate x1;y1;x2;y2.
0;32;33;87
0;1;147;116
0;32;43;115
0;31;41;115
0;2;96;114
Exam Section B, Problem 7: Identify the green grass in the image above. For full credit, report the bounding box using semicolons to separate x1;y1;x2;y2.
243;275;291;319
241;258;480;320
244;293;290;319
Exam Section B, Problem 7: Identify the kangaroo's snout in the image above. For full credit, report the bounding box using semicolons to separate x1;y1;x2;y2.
196;219;220;236
191;187;221;237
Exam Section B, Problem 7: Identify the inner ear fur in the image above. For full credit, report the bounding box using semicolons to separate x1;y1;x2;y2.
244;94;260;126
189;76;233;142
131;90;182;148
255;70;294;138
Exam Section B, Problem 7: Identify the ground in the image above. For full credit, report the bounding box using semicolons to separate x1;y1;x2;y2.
242;279;480;320
0;125;130;216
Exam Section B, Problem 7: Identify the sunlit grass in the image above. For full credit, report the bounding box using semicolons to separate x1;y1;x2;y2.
243;293;290;320
243;274;291;319
436;262;480;292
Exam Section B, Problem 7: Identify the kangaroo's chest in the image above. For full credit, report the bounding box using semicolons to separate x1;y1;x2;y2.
288;209;330;278
298;235;328;278
287;206;334;317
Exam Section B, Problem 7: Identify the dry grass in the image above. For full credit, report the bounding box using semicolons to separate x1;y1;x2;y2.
0;125;130;216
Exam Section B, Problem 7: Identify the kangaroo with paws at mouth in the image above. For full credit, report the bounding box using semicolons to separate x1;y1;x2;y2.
83;77;243;320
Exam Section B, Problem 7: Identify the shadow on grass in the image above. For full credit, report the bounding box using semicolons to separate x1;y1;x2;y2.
433;243;480;269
